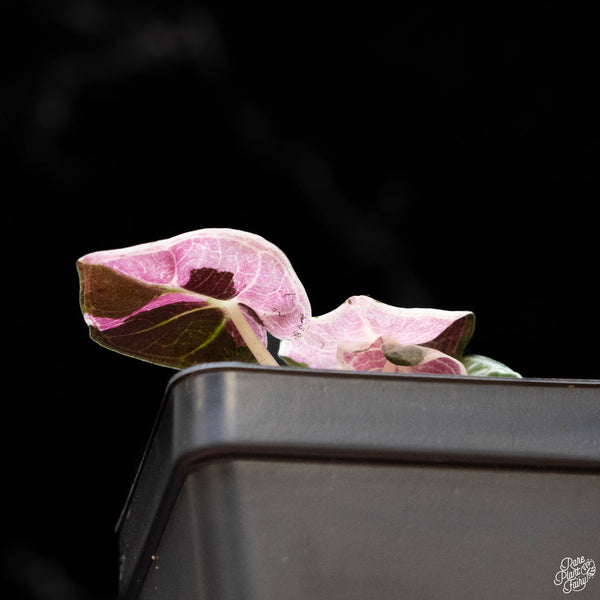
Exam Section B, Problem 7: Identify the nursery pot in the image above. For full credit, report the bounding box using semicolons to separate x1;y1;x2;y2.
117;363;599;600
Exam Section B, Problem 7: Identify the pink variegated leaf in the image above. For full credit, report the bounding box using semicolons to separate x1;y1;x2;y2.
279;295;474;374
77;228;310;368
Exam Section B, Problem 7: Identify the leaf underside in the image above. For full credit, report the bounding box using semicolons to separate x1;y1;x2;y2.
89;303;255;368
80;253;250;367
78;228;311;369
79;264;257;368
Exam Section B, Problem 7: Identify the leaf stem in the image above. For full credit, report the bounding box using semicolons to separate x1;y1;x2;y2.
226;303;279;366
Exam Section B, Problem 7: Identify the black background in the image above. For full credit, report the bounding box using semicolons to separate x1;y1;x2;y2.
4;2;598;598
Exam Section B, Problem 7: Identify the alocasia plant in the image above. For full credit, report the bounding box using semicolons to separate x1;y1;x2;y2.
278;295;475;375
78;228;521;377
77;228;311;368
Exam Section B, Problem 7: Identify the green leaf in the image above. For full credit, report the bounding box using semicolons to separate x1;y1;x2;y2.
279;356;310;368
461;354;522;378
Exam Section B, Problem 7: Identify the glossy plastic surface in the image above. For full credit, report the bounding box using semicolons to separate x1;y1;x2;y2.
117;364;599;599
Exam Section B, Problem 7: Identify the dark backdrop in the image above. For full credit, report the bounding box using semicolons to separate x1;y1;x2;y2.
4;2;598;598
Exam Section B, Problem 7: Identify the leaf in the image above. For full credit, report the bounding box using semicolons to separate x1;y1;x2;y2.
279;295;474;374
77;228;311;368
338;338;467;375
461;354;522;378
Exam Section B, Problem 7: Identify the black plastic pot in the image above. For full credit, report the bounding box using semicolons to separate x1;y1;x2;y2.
117;363;599;599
